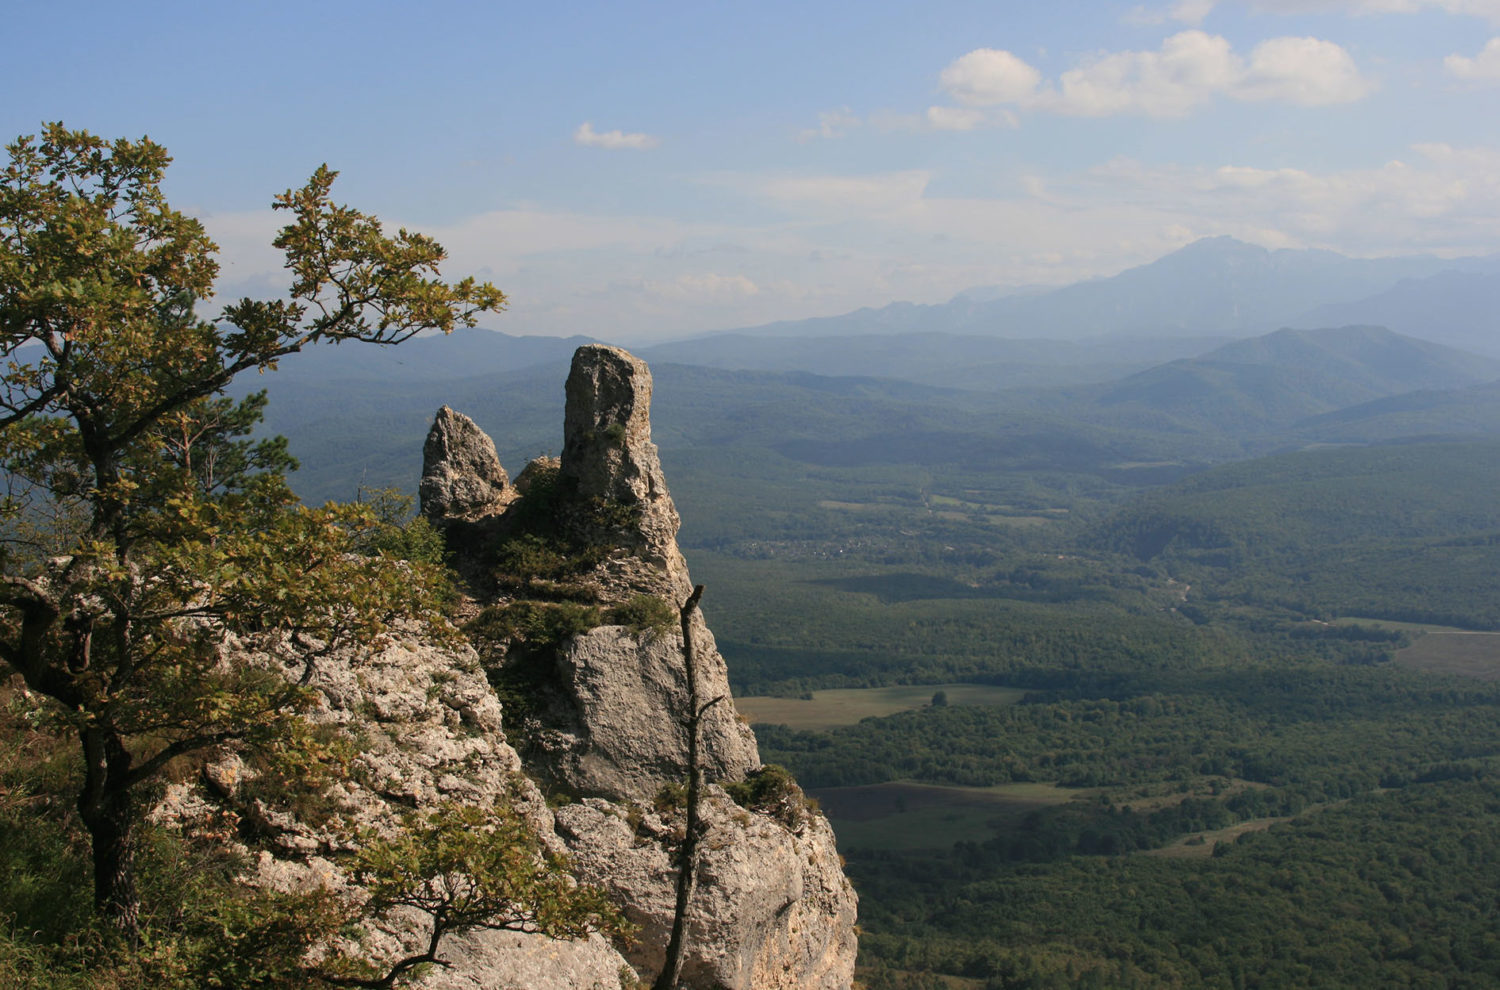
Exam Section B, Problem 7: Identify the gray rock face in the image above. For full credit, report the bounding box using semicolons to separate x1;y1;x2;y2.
560;345;688;602
154;628;635;988
522;623;760;803
493;345;759;801
561;345;665;507
426;929;630;990
555;790;858;990
420;405;515;522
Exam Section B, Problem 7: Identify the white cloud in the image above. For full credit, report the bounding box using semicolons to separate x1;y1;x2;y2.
1173;0;1219;21
199;144;1500;342
573;122;660;150
1047;30;1243;116
798;107;862;141
939;48;1042;106
1430;0;1500;17
860;106;1015;133
1076;143;1500;251
1237;36;1374;103
752;171;932;213
1446;37;1500;79
645;273;761;301
937;30;1371;119
1238;0;1500;23
925;105;989;131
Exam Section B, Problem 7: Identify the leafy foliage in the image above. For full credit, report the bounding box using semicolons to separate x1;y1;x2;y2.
467;601;604;650
324;801;630;988
0;122;502;937
353;487;446;567
721;763;817;827
0;691;349;989
607;594;676;637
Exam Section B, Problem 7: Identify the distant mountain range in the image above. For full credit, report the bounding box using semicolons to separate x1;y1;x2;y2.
638;332;1235;391
1010;325;1500;435
670;236;1499;355
247;321;1500;507
219;236;1500;508
1294;269;1500;356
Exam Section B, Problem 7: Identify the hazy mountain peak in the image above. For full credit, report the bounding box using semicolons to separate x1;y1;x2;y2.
1165;235;1269;260
715;236;1493;346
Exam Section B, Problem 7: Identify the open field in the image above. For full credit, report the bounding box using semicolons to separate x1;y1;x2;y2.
817;497;1060;528
1333;616;1474;633
1144;798;1352;859
810;780;1088;851
736;683;1025;730
1395;631;1500;680
1142;816;1296;859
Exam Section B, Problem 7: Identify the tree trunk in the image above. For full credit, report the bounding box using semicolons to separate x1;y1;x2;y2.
655;585;723;990
78;725;142;939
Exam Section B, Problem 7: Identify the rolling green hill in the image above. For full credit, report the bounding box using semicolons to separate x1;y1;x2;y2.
1015;326;1500;436
1292;378;1500;442
1090;440;1500;627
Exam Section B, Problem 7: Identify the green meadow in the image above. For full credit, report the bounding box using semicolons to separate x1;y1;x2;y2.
736;683;1024;731
811;781;1086;851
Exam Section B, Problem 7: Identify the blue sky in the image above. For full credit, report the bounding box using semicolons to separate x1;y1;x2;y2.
5;0;1500;342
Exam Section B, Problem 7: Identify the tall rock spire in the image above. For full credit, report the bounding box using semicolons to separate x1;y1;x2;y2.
559;344;691;601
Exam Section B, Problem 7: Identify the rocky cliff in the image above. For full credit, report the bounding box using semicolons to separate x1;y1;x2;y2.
164;345;856;988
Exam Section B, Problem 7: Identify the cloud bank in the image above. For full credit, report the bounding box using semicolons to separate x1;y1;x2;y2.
936;30;1372;121
1446;37;1500;79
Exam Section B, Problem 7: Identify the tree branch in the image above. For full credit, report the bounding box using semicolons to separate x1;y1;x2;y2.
124;728;247;789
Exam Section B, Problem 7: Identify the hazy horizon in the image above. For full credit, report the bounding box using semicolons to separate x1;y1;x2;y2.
8;0;1500;342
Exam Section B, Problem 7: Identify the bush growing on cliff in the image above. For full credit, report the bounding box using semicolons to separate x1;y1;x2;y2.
607;595;676;637
327;800;631;987
723;764;816;826
354;487;447;567
467;600;604;649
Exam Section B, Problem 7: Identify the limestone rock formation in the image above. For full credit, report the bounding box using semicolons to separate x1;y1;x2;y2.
428;344;759;803
160;345;856;989
420;405;515;522
559;345;691;602
154;627;635;988
418;345;854;987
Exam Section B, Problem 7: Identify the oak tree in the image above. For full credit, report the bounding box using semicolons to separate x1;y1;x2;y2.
0;123;505;937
